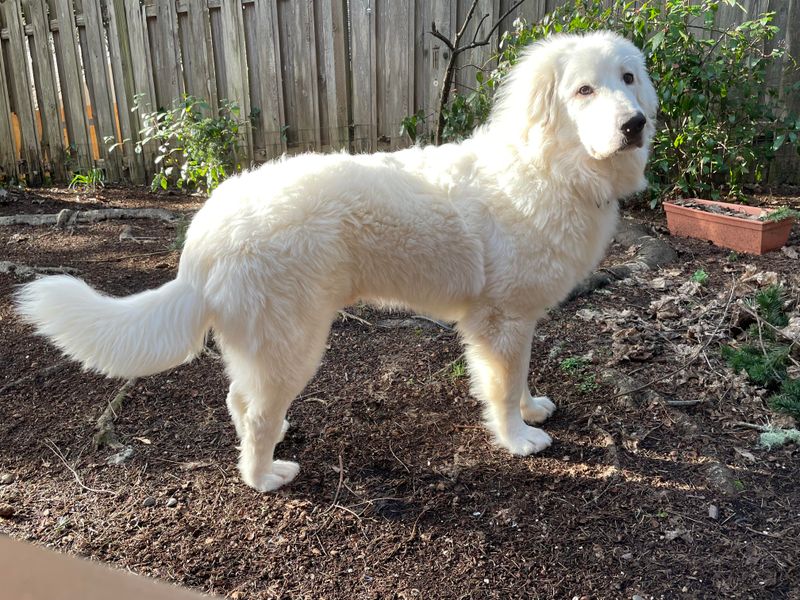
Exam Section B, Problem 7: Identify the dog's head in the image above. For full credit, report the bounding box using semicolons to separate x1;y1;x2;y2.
489;31;657;170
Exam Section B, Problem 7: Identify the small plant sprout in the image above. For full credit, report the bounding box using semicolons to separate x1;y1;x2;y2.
559;356;587;373
558;356;597;393
449;358;467;380
69;168;105;193
691;269;709;286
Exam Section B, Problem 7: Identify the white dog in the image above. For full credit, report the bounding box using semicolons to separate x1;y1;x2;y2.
17;31;657;492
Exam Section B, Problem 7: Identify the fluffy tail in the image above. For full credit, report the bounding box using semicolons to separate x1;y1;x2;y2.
15;276;210;378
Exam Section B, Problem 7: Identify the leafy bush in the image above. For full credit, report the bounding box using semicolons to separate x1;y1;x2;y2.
415;0;800;204
119;96;246;193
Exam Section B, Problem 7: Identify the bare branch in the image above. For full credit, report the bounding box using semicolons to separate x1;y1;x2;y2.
430;21;455;51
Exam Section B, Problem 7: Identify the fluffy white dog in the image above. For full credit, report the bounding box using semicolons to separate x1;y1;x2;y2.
17;31;657;492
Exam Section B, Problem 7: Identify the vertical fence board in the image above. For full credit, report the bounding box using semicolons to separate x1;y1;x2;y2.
152;0;182;108
247;0;285;160
2;0;43;182
349;0;376;152
315;0;349;151
182;0;216;108
80;0;120;180
219;0;252;163
106;0;145;183
0;22;17;180
123;0;156;179
52;0;91;170
376;0;413;150
277;0;320;152
23;0;66;180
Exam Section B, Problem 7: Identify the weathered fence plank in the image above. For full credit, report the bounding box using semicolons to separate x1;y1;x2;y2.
247;0;286;159
182;0;216;109
51;0;92;172
80;0;121;180
2;0;43;182
122;0;157;180
0;15;18;180
219;0;253;162
23;0;66;181
153;0;183;108
106;0;145;184
316;0;349;151
349;0;377;152
277;0;320;152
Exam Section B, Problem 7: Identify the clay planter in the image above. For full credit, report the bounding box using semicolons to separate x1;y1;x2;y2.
663;198;795;255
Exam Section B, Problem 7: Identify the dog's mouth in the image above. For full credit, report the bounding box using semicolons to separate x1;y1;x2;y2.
619;137;644;152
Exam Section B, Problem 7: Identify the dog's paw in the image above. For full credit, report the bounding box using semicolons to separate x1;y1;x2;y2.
245;460;300;492
498;424;552;456
521;395;557;424
277;419;290;443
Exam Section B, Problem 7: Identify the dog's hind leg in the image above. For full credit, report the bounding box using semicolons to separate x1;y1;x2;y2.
461;316;552;456
226;382;289;442
220;315;334;492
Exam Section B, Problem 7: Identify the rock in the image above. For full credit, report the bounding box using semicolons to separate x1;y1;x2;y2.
166;497;178;508
621;552;633;560
106;446;134;465
142;497;156;508
0;473;15;485
119;225;136;242
0;504;14;518
708;505;719;520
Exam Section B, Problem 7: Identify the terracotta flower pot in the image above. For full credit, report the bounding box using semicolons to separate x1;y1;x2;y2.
663;198;795;255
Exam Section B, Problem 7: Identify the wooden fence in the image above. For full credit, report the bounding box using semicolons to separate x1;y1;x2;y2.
0;0;798;185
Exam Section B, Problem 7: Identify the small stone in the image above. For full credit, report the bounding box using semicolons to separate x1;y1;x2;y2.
142;496;156;508
166;497;178;508
106;447;134;465
621;552;633;560
708;504;719;520
0;504;15;518
0;473;15;485
632;595;645;600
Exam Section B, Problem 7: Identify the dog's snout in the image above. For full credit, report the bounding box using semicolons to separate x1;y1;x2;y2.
621;113;646;142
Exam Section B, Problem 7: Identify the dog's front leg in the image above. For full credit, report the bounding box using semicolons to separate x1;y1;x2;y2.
462;320;552;455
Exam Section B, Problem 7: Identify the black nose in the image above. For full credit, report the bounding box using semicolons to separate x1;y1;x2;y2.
621;113;646;142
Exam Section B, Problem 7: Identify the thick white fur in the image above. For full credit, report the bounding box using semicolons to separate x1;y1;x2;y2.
16;32;657;492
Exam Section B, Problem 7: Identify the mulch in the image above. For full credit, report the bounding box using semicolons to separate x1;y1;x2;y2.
0;186;798;599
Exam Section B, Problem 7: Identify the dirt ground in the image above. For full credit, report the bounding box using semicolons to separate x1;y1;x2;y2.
1;185;798;599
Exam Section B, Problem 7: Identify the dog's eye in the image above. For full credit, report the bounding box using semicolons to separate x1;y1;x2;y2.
577;85;594;96
623;73;635;84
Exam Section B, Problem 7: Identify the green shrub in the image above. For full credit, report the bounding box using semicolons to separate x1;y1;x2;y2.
119;95;246;193
418;0;800;205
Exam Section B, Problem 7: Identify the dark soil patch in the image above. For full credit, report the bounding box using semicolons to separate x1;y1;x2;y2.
1;187;798;599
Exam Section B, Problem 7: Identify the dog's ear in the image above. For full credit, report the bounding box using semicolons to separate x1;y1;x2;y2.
527;63;558;130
